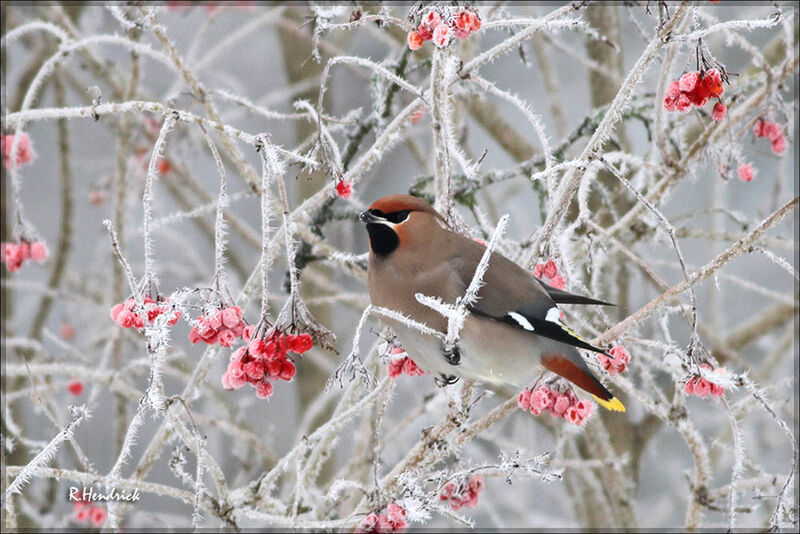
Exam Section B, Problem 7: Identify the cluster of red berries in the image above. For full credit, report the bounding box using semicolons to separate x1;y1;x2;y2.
753;118;787;154
439;475;484;511
221;331;313;399
335;180;353;199
358;503;407;533
533;259;565;290
387;346;425;378
663;69;725;118
189;306;247;348
518;385;594;426
407;8;481;50
1;132;35;170
2;240;47;273
72;497;107;527
110;297;181;330
597;345;630;375
67;380;84;396
683;364;726;398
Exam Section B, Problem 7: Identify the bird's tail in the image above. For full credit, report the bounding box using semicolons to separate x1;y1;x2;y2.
537;280;615;307
592;395;626;412
540;350;626;412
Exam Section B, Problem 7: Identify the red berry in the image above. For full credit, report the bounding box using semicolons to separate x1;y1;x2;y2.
288;333;313;354
711;102;726;121
543;259;558;279
469;15;481;31
702;68;724;97
549;275;566;290
402;357;424;376
433;24;450;48
89;506;107;527
1;132;35;170
686;81;711;107
679;71;700;92
422;10;441;30
417;23;433;41
157;158;171;175
675;94;692;113
248;338;268;358
60;323;75;341
67;380;84;396
74;506;91;522
387;358;404;378
255;380;274;399
663;95;677;112
336;180;353;198
665;81;681;100
30;241;47;262
279;360;296;381
407;31;423;50
244;360;265;380
771;135;786;154
763;121;782;142
518;389;532;410
218;328;236;348
456;11;471;30
737;163;754;183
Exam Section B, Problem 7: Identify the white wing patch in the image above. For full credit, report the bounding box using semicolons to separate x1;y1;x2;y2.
508;312;535;331
545;306;562;323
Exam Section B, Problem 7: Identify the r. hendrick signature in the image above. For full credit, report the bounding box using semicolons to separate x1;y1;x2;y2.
69;486;141;503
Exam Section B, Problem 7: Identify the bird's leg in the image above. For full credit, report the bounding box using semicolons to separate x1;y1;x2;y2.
442;342;461;366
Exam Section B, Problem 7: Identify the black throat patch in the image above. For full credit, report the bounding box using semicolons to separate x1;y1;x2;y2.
366;223;399;256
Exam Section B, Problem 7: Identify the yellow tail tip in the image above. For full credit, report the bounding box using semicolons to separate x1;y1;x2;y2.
593;395;626;412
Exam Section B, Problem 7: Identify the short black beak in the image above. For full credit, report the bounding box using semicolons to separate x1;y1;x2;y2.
359;210;382;224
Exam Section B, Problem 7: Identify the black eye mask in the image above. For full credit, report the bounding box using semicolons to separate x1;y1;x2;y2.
372;209;410;224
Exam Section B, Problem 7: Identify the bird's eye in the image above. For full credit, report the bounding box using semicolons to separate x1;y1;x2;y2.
386;210;410;223
370;209;385;218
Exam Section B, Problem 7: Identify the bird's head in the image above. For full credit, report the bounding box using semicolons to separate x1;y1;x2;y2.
360;194;447;257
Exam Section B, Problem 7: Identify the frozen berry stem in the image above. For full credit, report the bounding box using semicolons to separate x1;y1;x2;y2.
256;134;276;320
200;127;230;290
142;112;178;291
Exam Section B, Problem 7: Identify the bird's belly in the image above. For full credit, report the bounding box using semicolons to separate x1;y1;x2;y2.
391;316;542;389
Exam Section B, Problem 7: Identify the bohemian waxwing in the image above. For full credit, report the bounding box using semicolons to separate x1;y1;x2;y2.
360;194;625;412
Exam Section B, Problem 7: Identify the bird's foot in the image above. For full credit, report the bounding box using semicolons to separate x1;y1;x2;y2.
443;343;461;366
435;374;460;387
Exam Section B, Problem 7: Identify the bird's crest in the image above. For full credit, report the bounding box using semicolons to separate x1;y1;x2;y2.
369;194;449;227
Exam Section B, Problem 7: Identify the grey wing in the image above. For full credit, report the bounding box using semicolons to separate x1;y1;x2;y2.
450;233;607;354
449;233;555;320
